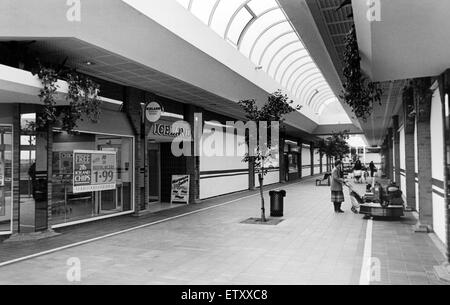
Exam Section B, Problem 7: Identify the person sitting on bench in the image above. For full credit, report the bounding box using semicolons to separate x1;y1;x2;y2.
316;172;331;186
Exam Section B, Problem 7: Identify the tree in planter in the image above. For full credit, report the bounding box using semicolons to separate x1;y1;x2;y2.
317;130;351;161
239;91;297;222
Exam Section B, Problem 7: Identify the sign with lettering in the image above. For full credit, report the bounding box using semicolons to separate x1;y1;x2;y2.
73;150;117;194
146;102;163;123
170;175;190;204
0;158;4;187
149;119;191;143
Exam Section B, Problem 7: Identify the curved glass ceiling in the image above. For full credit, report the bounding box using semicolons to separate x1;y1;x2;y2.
176;0;336;113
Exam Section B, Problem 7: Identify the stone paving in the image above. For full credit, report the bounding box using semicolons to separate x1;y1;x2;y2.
0;177;448;285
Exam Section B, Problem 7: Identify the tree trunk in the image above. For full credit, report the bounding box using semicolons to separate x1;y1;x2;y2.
259;172;266;222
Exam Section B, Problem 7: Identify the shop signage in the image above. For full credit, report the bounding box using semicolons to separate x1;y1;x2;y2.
73;150;117;194
0;158;4;187
149;120;191;142
146;102;163;123
170;175;190;204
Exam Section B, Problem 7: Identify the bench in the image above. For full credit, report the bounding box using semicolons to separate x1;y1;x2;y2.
316;173;331;186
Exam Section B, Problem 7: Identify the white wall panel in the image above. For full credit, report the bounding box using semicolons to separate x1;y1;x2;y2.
430;89;446;244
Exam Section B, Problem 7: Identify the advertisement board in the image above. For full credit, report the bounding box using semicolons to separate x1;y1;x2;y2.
73;150;117;194
170;175;190;204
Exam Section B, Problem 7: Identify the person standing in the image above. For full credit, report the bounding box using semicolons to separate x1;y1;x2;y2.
369;161;376;178
331;160;347;213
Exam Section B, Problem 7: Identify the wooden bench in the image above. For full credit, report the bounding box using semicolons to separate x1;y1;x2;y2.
316;173;331;186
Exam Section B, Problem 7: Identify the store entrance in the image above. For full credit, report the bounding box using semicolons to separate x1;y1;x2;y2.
148;143;161;203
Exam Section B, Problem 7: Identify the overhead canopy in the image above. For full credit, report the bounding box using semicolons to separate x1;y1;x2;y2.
176;0;338;115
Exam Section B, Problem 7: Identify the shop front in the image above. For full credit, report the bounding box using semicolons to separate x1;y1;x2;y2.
147;112;191;205
0;123;13;235
11;104;136;231
284;140;300;182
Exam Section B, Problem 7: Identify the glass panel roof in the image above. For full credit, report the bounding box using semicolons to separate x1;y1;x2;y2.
176;0;336;112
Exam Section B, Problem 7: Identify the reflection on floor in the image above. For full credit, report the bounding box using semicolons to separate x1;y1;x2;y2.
147;202;186;213
19;196;35;233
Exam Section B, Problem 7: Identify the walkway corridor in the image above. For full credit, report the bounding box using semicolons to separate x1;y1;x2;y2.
0;178;447;285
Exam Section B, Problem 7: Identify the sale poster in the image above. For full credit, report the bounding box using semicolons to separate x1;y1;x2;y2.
73;150;117;194
170;175;190;204
0;159;4;187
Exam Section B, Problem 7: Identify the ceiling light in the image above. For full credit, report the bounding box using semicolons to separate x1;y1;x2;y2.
84;61;95;66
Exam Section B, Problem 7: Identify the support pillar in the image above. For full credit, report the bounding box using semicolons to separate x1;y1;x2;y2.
297;140;302;179
279;134;286;183
415;78;433;232
185;105;201;204
403;86;417;211
393;115;401;185
387;128;394;180
12;104;20;234
310;142;314;176
124;87;145;215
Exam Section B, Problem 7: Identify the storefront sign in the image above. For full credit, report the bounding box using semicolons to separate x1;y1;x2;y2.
73;150;117;194
0;159;4;187
146;102;163;123
170;175;190;204
149;120;191;142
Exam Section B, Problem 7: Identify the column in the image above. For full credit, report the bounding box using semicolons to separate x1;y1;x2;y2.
393;115;401;185
297;140;302;179
12;105;20;234
403;86;417;211
279;133;286;183
124;87;145;214
415;78;433;231
184;104;201;204
388;128;394;180
310;142;314;176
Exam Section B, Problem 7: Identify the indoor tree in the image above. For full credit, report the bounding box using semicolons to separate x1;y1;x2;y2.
239;90;298;222
317;130;351;161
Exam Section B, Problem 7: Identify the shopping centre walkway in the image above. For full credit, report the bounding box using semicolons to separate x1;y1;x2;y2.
0;177;447;285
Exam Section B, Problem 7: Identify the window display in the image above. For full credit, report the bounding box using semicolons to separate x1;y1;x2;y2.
51;130;134;225
0;126;12;233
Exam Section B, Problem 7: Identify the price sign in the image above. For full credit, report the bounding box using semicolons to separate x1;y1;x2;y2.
0;159;4;187
73;150;117;194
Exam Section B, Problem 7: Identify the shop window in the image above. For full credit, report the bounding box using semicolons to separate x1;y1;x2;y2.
288;153;298;174
51;130;134;226
0;126;13;233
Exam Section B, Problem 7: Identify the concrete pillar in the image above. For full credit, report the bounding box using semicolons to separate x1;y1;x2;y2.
415;78;433;232
387;128;394;180
310;142;314;176
403;87;417;211
123;87;145;214
279;134;286;183
393;115;401;185
184;104;201;204
12;104;20;234
298;140;302;179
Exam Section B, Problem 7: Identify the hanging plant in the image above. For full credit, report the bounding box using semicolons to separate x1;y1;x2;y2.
404;78;433;120
35;65;102;133
340;25;382;121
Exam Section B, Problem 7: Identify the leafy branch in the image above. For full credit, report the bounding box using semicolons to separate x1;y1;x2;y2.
340;25;382;121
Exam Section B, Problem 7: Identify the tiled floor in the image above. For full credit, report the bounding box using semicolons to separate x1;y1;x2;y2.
0;177;448;285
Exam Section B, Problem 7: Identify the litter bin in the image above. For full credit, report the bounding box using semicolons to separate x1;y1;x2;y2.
269;190;286;217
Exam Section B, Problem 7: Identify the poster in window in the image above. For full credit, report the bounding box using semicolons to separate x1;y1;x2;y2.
0;158;4;187
170;175;190;204
73;150;117;194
